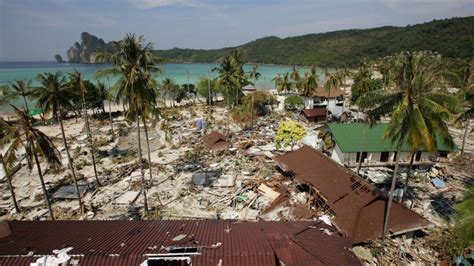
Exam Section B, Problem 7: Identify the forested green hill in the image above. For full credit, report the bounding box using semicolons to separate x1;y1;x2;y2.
154;16;474;67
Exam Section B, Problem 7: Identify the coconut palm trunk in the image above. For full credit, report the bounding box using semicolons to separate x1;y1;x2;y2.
32;144;54;220
401;150;416;202
81;89;101;186
461;120;470;157
57;103;83;215
0;154;20;212
136;116;148;214
356;125;366;174
382;144;402;241
22;95;30;114
106;77;115;139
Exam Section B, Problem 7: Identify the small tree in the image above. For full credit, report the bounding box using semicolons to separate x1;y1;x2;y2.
284;95;304;111
275;120;307;151
242;91;277;115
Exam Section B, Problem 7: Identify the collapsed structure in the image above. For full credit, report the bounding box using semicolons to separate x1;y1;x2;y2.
0;220;360;265
274;145;431;243
201;131;230;151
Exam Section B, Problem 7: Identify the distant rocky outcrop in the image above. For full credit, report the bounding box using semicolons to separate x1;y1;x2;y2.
66;32;118;63
54;54;64;63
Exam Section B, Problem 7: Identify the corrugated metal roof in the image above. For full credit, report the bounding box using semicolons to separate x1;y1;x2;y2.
201;131;230;150
274;145;431;243
328;123;457;153
301;108;327;118
0;220;359;266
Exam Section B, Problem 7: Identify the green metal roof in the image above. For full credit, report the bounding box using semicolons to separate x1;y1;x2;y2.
327;123;457;153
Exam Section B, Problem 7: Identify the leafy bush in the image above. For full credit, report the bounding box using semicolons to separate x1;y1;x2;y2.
231;106;256;126
275;120;306;150
242;91;277;115
284;95;304;111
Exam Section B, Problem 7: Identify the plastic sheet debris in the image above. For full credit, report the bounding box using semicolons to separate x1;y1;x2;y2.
432;178;447;188
31;247;73;266
191;172;219;186
52;185;88;200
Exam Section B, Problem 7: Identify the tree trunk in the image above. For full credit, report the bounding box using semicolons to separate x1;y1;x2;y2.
136;116;148;214
57;105;83;215
356;123;366;174
82;91;101;187
0;154;20;213
382;144;401;241
401;150;416;202
461;119;470;157
326;89;331;119
108;99;115;139
251;93;254;128
32;145;54;220
22;95;30;114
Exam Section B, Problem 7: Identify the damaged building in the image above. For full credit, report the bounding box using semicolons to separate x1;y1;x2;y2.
274;145;431;243
0;220;360;265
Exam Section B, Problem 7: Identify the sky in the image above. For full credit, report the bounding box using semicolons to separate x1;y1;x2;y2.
0;0;473;61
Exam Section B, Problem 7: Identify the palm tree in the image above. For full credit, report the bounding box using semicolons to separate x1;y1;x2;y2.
34;72;83;214
353;61;377;174
443;59;473;156
299;66;319;109
272;74;282;90
455;89;473;157
358;51;461;240
1;107;62;220
250;64;261;86
95;33;161;214
162;78;176;107
213;55;242;107
0;79;33;113
276;72;292;94
323;70;343;117
290;66;301;89
0;120;20;213
68;70;101;186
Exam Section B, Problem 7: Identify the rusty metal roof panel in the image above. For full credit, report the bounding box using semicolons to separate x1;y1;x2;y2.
274;146;431;244
0;220;357;265
201;131;230;150
302;108;327;118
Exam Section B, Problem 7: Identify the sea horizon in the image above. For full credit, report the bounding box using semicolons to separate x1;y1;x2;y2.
0;61;324;113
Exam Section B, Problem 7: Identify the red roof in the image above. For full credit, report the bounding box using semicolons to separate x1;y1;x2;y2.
301;108;327;118
201;131;230;150
0;220;360;266
274;146;431;243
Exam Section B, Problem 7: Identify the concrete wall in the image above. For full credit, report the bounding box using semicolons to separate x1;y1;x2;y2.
331;144;346;164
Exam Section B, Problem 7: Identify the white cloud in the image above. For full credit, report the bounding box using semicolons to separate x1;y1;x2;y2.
380;0;472;9
129;0;201;9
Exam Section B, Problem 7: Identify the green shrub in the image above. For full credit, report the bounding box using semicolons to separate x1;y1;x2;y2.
284;95;304;111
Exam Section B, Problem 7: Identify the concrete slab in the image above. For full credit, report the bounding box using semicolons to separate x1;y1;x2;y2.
52;185;88;200
115;191;141;205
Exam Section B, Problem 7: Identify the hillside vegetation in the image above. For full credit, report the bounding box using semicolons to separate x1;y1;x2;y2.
66;16;473;67
155;16;474;67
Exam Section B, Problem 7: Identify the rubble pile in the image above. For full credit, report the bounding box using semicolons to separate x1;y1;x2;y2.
0;103;472;265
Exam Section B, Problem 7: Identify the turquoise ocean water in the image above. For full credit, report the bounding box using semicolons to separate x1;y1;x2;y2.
0;61;321;112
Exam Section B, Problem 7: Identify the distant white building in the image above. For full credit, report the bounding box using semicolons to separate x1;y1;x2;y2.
303;87;344;109
327;123;457;166
242;84;257;95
